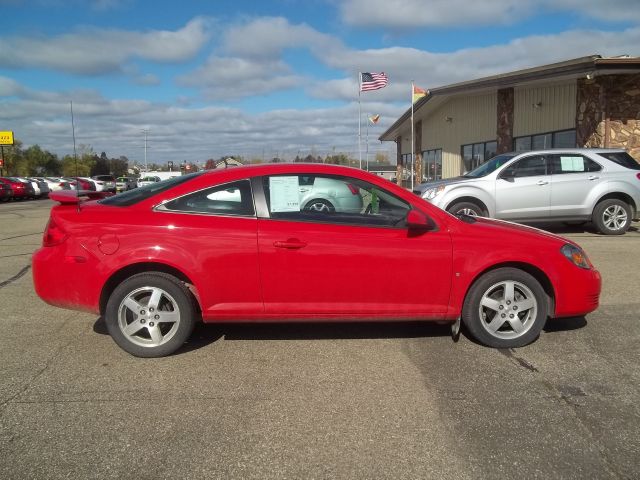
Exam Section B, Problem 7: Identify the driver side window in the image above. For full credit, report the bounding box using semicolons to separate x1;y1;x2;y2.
501;155;547;178
262;174;411;228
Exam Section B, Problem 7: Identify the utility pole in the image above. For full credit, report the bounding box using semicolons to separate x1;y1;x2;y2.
141;129;149;172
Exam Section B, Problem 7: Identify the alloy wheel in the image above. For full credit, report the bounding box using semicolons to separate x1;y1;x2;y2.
117;286;181;348
478;280;538;340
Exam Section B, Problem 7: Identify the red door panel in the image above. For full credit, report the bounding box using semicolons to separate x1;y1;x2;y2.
257;218;453;318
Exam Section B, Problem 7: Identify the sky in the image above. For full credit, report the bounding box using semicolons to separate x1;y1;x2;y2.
1;0;640;166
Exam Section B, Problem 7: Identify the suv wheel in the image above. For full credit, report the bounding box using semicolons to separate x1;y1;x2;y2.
593;199;632;235
447;201;484;217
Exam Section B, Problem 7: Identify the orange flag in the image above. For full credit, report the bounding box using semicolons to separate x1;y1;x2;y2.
412;85;428;104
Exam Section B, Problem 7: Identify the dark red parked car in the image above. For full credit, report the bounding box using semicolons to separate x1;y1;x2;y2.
0;177;28;199
0;180;12;201
33;164;601;357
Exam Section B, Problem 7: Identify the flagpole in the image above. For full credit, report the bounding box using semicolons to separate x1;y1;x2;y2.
358;72;362;169
366;113;369;172
411;81;415;191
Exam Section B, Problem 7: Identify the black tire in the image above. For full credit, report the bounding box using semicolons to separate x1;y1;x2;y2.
447;201;484;217
592;199;632;235
462;268;548;348
105;272;197;357
303;198;335;213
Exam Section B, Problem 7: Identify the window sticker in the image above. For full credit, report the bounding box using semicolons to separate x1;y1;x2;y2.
560;156;584;172
270;176;300;212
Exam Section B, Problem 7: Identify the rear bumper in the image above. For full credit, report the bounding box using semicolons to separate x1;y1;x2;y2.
32;246;102;315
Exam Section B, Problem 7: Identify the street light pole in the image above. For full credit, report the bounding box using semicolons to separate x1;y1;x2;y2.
141;129;149;172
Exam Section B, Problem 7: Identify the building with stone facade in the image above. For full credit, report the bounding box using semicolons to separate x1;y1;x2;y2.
379;55;640;185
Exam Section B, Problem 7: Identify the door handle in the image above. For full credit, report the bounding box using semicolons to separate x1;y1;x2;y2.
274;239;307;249
588;176;600;181
536;180;549;185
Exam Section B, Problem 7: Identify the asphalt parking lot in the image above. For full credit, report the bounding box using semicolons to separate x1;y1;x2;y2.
1;199;639;479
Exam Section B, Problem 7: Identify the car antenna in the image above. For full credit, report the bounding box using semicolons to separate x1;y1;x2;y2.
70;101;81;213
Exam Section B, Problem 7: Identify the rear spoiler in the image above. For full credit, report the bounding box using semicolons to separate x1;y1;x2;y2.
49;190;114;204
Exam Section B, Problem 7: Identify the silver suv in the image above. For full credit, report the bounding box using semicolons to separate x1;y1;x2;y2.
414;148;640;235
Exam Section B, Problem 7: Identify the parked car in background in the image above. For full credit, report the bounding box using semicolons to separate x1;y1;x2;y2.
33;163;601;357
137;176;161;188
28;178;50;198
64;177;96;191
4;177;36;198
42;177;72;191
92;175;117;193
0;181;12;201
0;177;28;200
116;176;137;192
14;177;41;198
414;148;640;235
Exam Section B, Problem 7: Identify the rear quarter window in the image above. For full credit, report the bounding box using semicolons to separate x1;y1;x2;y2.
100;172;203;206
599;152;640;170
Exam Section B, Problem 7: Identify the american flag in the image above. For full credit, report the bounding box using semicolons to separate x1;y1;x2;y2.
360;72;388;92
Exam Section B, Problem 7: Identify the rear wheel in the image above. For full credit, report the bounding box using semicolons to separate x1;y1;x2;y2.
462;268;548;348
105;272;196;357
593;199;632;235
447;201;484;217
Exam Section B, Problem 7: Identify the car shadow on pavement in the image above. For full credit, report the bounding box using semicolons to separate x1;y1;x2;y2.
201;321;451;342
93;318;450;354
543;316;587;332
93;316;585;355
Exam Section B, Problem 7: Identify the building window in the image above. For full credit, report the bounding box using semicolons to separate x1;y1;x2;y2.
514;129;576;152
461;140;497;173
422;149;442;181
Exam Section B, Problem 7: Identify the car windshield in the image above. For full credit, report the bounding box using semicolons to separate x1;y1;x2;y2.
100;172;203;206
463;153;516;178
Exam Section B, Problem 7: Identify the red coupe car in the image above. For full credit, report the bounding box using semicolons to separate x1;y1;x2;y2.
33;164;601;357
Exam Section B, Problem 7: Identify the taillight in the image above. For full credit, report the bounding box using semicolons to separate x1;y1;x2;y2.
347;184;359;195
43;218;67;247
636;173;640;180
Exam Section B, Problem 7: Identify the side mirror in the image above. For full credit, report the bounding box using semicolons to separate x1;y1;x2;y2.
499;169;516;180
406;209;435;231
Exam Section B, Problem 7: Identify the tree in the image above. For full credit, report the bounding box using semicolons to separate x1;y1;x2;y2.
204;159;216;170
375;152;389;164
109;157;128;176
91;151;110;176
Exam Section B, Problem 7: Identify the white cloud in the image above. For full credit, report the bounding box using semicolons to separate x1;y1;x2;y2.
0;17;211;75
0;77;398;162
339;0;532;28
178;55;302;100
338;0;640;28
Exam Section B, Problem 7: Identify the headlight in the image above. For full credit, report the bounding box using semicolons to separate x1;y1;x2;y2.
422;185;444;200
560;244;592;269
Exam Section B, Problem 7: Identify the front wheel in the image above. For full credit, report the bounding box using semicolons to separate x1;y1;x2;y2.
105;272;196;357
304;198;335;213
462;268;548;348
593;199;632;235
447;201;484;217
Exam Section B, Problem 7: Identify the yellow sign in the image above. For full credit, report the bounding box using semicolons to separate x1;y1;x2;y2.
0;131;14;146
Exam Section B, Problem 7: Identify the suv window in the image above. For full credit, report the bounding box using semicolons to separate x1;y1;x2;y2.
598;151;640;170
94;175;115;181
262;174;410;227
501;155;547;178
548;154;601;174
161;180;254;216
